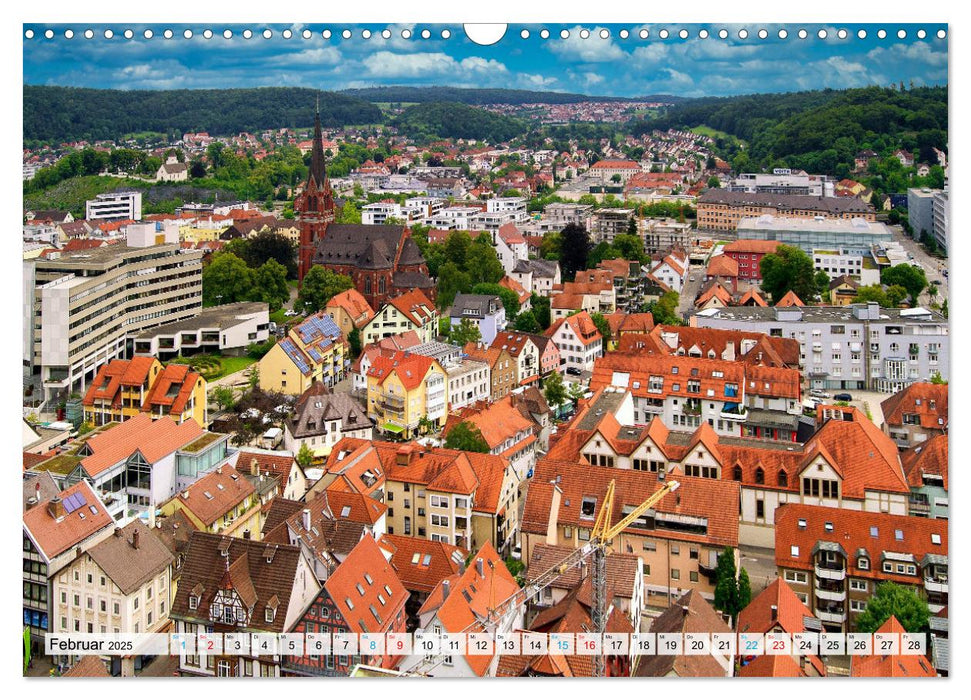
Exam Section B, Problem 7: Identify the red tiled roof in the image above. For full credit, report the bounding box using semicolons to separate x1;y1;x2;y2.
377;533;465;594
590;159;640;170
490;331;539;358
325;534;409;634
523;458;739;548
738;653;806;677
443;396;533;451
776;290;805;307
738;289;768;306
737;578;816;635
80;414;204;477
386;289;435;327
880;382;948;431
143;363;203;417
775;504;947;586
23;481;112;559
367;351;438;392
326;288;376;327
851;616;936;677
171;465;255;527
706;255;739;278
419;542;519;676
723;239;782;255
901;434;948;491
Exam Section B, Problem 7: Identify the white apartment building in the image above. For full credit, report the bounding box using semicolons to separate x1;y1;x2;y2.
728;170;835;198
24;223;203;401
812;248;881;285
444;358;491;411
425;206;481;230
486;197;528;223
86;191;142;221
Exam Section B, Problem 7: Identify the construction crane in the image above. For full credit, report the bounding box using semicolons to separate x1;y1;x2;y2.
406;478;679;678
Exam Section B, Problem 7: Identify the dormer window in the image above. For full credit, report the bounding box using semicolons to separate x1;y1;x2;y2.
265;607;275;623
188;595;199;610
858;558;869;570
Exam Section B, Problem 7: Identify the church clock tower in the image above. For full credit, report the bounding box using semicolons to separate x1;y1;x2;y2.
295;98;336;281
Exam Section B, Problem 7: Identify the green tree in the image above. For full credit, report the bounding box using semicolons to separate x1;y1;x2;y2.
77;421;94;436
713;546;742;621
513;310;541;333
189;160;207;179
613;233;646;263
588;242;621;268
881;263;928;303
540;231;562;261
448;318;482;346
560;223;592;281
203;252;256;306
590;312;612;346
567;381;587;404
436;262;471;310
855;582;930;633
737;568;752;611
531;294;552;329
336;200;362;224
443;421;490;453
348;328;362;357
646;291;681;326
244;231;298;278
543;371;568;408
210;386;236;412
253;259;290;311
852;284;890;306
707;175;721;188
760;245;821;304
295;442;315;470
930;371;947;385
471;283;520;317
297;266;353;314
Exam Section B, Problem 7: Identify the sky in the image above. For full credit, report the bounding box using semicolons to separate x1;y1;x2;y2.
22;23;948;98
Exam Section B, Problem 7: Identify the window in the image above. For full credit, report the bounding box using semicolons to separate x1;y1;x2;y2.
756;500;765;519
580;497;597;518
883;561;893;573
671;569;680;581
791;545;800;557
850;579;867;592
784;570;807;584
778;470;788;488
858;558;869;570
689;571;699;582
188;596;198;610
754;468;764;485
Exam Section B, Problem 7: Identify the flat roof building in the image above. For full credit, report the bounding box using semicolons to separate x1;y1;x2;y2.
737;214;892;253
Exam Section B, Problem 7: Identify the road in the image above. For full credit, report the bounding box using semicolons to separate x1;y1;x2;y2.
738;545;778;596
888;224;948;304
677;263;707;317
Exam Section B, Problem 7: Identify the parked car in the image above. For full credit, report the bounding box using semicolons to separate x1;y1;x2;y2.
566;367;582;376
809;389;830;398
833;393;853;402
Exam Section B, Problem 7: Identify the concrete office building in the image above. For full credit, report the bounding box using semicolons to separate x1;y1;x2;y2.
907;187;938;241
932;190;949;254
736;215;892;253
86;191;143;221
133;302;270;359
24;222;203;401
728;170;835;198
693;302;948;393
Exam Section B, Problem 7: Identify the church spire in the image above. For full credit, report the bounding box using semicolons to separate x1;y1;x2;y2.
310;95;328;189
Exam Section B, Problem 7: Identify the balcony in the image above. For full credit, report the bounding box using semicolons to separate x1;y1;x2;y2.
720;404;748;421
814;606;846;624
814;587;847;602
924;577;948;594
681;402;702;416
814;563;846;581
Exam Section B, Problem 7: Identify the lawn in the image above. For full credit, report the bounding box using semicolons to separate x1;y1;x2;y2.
213;356;257;379
270;308;289;325
690;125;745;148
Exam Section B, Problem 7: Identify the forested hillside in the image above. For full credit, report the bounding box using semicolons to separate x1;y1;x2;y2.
341;86;684;105
24;86;383;144
392;102;528;143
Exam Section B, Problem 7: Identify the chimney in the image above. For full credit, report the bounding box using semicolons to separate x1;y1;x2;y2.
251;458;260;477
113;527;123;537
48;496;65;521
475;558;484;578
302;509;311;532
442;579;451;599
770;604;778;621
132;530;140;550
681;605;690;617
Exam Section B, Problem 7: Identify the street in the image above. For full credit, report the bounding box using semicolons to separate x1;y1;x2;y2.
677;263;707;317
738;545;778;597
888;224;948;304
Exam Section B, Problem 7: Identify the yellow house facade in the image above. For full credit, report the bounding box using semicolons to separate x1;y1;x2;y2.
366;351;448;438
259;312;347;395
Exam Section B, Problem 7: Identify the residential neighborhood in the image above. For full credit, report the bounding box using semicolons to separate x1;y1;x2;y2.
20;27;950;682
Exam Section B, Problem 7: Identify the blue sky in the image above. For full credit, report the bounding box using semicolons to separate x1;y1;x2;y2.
23;23;948;98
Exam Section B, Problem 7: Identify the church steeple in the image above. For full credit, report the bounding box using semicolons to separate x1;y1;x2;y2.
309;95;328;190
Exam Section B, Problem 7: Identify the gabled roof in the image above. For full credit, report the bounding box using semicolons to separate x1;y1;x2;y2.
737;577;817;635
419;542;519;677
722;239;782;255
634;590;731;677
79;414;204;477
367;351;438;392
776;290;805;307
82;357;160;408
706;254;739;278
852;616;936;677
325;288;375;327
385;289;436;327
324;534;409;634
696;281;732;308
170;532;303;633
880;382;948;431
901;434;948;491
377;533;465;594
87;520;174;595
775;504;947;585
23;480;113;561
143;363;203;417
171;465;255;527
490;331;539;358
442;396;534;452
738;289;768;307
285;383;372;439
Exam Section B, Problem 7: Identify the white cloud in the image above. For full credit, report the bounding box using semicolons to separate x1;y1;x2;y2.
266;47;341;66
548;25;626;63
362;51;457;77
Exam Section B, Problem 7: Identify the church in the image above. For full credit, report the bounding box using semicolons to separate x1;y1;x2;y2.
296;103;435;309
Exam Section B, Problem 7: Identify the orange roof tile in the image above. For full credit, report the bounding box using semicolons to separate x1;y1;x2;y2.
143;363;202;417
706;254;739;278
377;533;465;594
386;289;435;327
326;288;376;327
851;616;936;677
723;239;782;255
443;396;533;452
880;382;948;431
325;534;409;634
79;414;204;477
171;465;255;527
901;434;948;491
23;481;113;559
367;351;438;392
776;290;805;307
